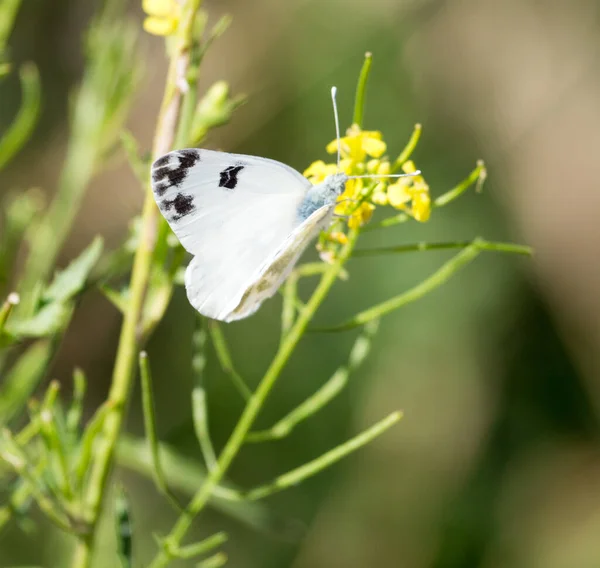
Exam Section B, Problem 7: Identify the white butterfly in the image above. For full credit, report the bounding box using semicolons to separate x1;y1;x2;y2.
150;88;416;322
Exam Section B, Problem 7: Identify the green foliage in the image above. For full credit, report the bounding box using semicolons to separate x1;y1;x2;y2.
0;1;532;567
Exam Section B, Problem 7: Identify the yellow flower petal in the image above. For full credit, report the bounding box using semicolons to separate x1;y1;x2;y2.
143;0;177;17
402;160;417;174
377;161;391;175
143;15;178;36
303;160;328;178
372;191;389;206
412;191;431;222
387;181;412;208
362;136;386;158
329;231;349;245
326;139;341;154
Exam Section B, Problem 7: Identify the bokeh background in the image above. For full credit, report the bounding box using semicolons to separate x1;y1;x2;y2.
3;0;600;566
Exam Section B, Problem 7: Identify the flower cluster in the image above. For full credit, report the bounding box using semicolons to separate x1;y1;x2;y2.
142;0;180;36
303;124;431;230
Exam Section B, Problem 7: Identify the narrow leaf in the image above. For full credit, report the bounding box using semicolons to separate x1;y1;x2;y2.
0;63;41;170
43;237;104;304
115;485;133;568
0;339;52;422
246;411;402;501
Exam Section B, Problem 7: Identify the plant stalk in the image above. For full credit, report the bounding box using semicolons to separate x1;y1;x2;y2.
148;231;358;568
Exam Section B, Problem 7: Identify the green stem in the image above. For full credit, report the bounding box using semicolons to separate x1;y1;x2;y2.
353;239;533;258
247;320;378;443
433;160;486;208
391;123;422;173
139;351;184;510
207;321;251;400
245;411;402;500
0;292;19;332
353;52;372;127
148;231;358;568
316;241;483;332
70;4;200;566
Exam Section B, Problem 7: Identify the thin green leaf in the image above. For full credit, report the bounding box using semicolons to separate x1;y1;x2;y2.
0;0;23;50
99;283;128;314
391;123;422;172
246;411;402;500
73;401;111;487
248;321;379;443
43;237;104;304
115;485;133;568
197;552;228;568
433;160;486;207
207;321;252;401
116;435;304;540
120;130;149;188
353;51;372;127
192;320;218;471
0;339;52;422
0;63;41;170
38;381;74;500
160;531;227;560
139;352;185;511
66;368;87;437
0;429;74;532
315;243;483;332
353;239;533;258
0;292;19;332
7;302;71;338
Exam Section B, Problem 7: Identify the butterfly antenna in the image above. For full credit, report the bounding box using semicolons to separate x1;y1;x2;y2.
331;86;342;169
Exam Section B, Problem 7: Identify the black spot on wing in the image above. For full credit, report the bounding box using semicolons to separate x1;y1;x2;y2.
219;165;244;190
153;154;170;168
178;149;200;169
151;149;201;196
161;193;196;221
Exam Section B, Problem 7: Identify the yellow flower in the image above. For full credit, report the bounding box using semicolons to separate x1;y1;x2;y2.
347;202;375;229
143;0;180;36
326;124;386;163
386;160;431;222
303;160;348;184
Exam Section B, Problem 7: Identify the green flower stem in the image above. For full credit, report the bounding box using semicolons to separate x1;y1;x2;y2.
353;239;533;258
280;272;299;339
17;21;139;318
363;211;410;231
139;351;184;510
353;52;372;127
433;160;486;208
247;320;379;443
148;231;359;568
0;0;22;50
245;411;401;501
391;123;422;172
246;369;347;443
0;430;74;533
70;4;200;567
198;552;228;568
0;63;41;170
192;321;218;472
39;382;73;500
116;435;299;535
0;292;19;332
207;320;251;400
316;240;485;332
161;531;227;561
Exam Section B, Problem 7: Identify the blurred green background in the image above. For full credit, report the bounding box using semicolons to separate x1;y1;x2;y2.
3;0;600;566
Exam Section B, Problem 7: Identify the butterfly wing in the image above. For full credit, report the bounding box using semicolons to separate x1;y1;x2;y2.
151;148;316;321
188;203;335;321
